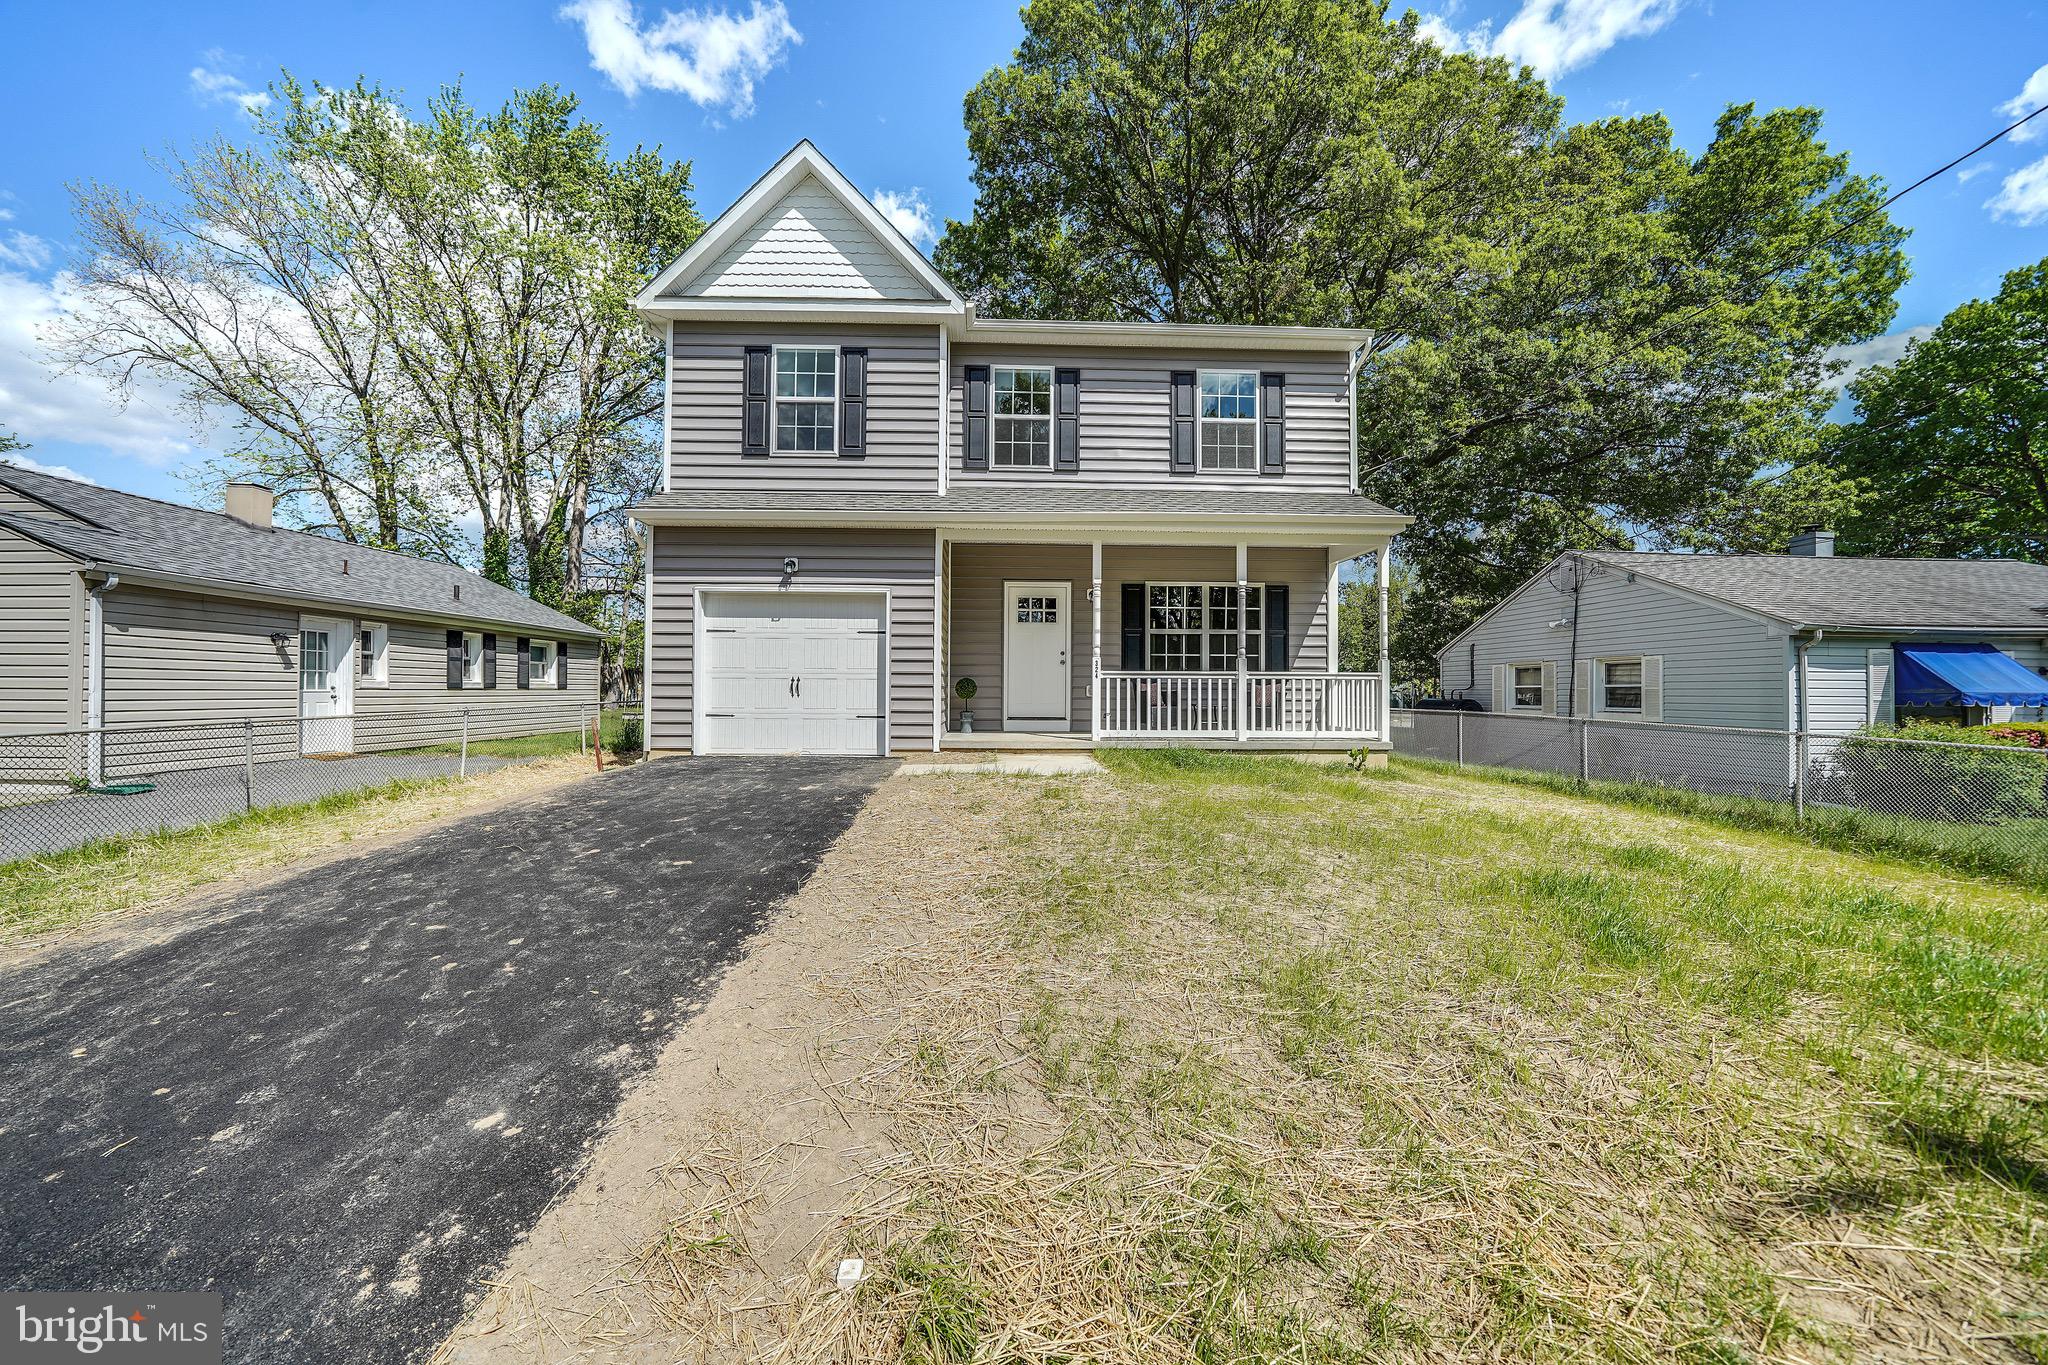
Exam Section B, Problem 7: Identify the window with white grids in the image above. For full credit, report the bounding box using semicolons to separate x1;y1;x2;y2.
993;366;1052;468
1198;370;1258;471
774;346;837;452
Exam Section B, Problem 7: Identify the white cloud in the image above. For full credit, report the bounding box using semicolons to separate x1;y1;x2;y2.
1824;325;1936;389
1957;161;1995;185
1998;62;2048;142
189;58;272;117
1989;155;2048;224
0;268;201;465
0;453;97;484
870;188;936;248
1411;0;1678;80
559;0;799;116
0;230;53;272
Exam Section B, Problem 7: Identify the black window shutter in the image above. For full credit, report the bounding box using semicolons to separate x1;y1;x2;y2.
1169;371;1196;474
839;348;867;457
1264;585;1290;671
557;642;569;690
963;365;990;470
446;629;463;689
483;632;497;689
742;345;771;455
1054;367;1080;472
516;636;530;689
1260;372;1286;476
1120;583;1146;669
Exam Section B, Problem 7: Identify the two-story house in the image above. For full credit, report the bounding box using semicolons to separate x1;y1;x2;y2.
629;142;1409;757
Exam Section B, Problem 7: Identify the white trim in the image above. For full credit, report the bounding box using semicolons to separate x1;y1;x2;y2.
1090;541;1103;741
527;636;557;688
691;584;892;757
990;363;1055;470
1593;655;1646;715
360;620;389;687
460;630;485;688
1197;369;1260;472
629;507;1410;538
1346;344;1363;496
956;312;1372;353
1326;550;1341;674
640;520;655;751
1001;579;1074;730
635;141;962;309
298;612;357;755
1506;659;1548;712
662;319;674;495
932;529;944;751
1142;579;1266;672
771;344;840;454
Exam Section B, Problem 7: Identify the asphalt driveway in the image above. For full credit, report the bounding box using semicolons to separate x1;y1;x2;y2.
0;756;891;1364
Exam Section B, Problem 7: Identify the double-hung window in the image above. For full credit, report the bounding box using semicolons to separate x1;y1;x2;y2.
992;366;1052;468
1145;583;1264;671
1511;663;1545;711
1600;658;1644;712
774;346;837;452
360;622;388;686
461;631;484;687
1198;370;1258;471
528;638;555;686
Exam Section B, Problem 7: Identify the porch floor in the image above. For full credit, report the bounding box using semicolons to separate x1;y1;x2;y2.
939;730;1388;754
942;731;1094;751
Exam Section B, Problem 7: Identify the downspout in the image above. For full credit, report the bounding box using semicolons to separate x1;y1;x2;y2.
1794;627;1824;814
1795;628;1825;735
86;572;120;785
1346;344;1365;496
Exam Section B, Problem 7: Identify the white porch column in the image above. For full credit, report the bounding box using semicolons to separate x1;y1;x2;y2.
1376;541;1394;740
932;530;945;751
1090;540;1103;741
1236;541;1250;741
1327;548;1341;674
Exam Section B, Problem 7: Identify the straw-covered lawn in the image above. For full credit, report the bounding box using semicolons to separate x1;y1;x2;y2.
449;752;2047;1365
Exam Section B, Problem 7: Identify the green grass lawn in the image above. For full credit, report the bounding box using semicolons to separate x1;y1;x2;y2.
393;706;642;760
833;750;2048;1363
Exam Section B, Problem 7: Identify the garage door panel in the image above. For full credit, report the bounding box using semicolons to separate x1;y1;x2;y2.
698;591;887;755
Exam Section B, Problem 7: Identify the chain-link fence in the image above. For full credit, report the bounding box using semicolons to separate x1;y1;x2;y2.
0;702;611;863
1391;708;2048;867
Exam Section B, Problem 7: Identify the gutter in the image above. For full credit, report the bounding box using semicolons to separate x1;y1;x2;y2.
1794;627;1825;737
86;572;120;784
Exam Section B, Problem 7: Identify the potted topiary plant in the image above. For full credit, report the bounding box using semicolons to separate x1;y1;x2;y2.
954;677;979;733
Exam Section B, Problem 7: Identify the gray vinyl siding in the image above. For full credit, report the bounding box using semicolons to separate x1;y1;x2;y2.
948;347;1354;493
943;543;1332;735
1450;569;1787;728
648;527;936;753
1802;634;2048;737
668;323;941;495
353;621;600;750
673;173;940;301
0;527;83;734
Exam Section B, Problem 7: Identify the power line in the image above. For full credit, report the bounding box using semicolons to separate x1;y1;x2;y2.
1373;100;2048;475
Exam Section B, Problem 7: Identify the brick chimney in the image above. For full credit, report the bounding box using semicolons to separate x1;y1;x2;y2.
1788;525;1835;558
225;481;274;528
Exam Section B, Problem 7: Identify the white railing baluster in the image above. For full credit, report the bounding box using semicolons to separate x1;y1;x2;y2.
1096;672;1384;742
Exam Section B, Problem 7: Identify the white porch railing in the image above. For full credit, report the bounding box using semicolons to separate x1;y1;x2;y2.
1097;672;1384;741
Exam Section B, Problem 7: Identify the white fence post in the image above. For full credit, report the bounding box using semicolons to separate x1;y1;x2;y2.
1579;720;1590;785
243;718;255;813
1456;710;1466;767
1793;730;1807;822
460;708;470;778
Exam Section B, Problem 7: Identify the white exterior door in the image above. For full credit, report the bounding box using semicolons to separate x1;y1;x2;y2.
1003;581;1071;730
698;591;887;755
299;616;355;755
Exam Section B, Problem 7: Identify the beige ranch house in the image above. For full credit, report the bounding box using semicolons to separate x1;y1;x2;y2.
630;142;1408;758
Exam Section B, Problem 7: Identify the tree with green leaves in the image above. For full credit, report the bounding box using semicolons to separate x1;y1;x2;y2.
1826;259;2048;561
55;76;700;611
937;0;1908;668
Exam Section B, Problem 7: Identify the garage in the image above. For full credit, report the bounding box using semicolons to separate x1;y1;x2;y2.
696;590;888;755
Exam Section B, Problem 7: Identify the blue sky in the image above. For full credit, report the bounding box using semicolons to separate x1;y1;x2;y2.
3;0;2047;503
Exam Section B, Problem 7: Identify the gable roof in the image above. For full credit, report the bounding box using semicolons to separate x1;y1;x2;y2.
636;140;962;316
1579;552;2048;632
0;464;601;638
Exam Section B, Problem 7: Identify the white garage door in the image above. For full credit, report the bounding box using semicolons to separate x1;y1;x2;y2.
698;591;887;755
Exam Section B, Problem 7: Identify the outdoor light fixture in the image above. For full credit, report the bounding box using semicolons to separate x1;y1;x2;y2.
268;630;292;648
782;556;800;575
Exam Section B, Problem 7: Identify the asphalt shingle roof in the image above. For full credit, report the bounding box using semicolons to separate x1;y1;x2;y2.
630;486;1404;519
1581;551;2048;631
0;464;600;638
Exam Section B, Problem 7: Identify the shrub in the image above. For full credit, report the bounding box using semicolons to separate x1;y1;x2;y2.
611;713;644;754
1836;723;2048;823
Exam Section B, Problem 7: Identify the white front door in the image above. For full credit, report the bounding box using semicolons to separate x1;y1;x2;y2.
299;616;355;755
1003;581;1071;730
698;591;887;755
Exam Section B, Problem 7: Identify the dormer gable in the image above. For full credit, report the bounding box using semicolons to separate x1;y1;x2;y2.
636;141;962;317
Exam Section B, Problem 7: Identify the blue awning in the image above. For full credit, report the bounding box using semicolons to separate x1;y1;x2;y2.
1895;643;2048;708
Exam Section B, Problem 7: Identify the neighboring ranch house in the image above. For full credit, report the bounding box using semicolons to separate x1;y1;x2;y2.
628;141;1408;757
0;464;601;770
1439;537;2048;737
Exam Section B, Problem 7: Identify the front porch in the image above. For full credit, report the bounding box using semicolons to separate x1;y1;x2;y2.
936;535;1393;750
